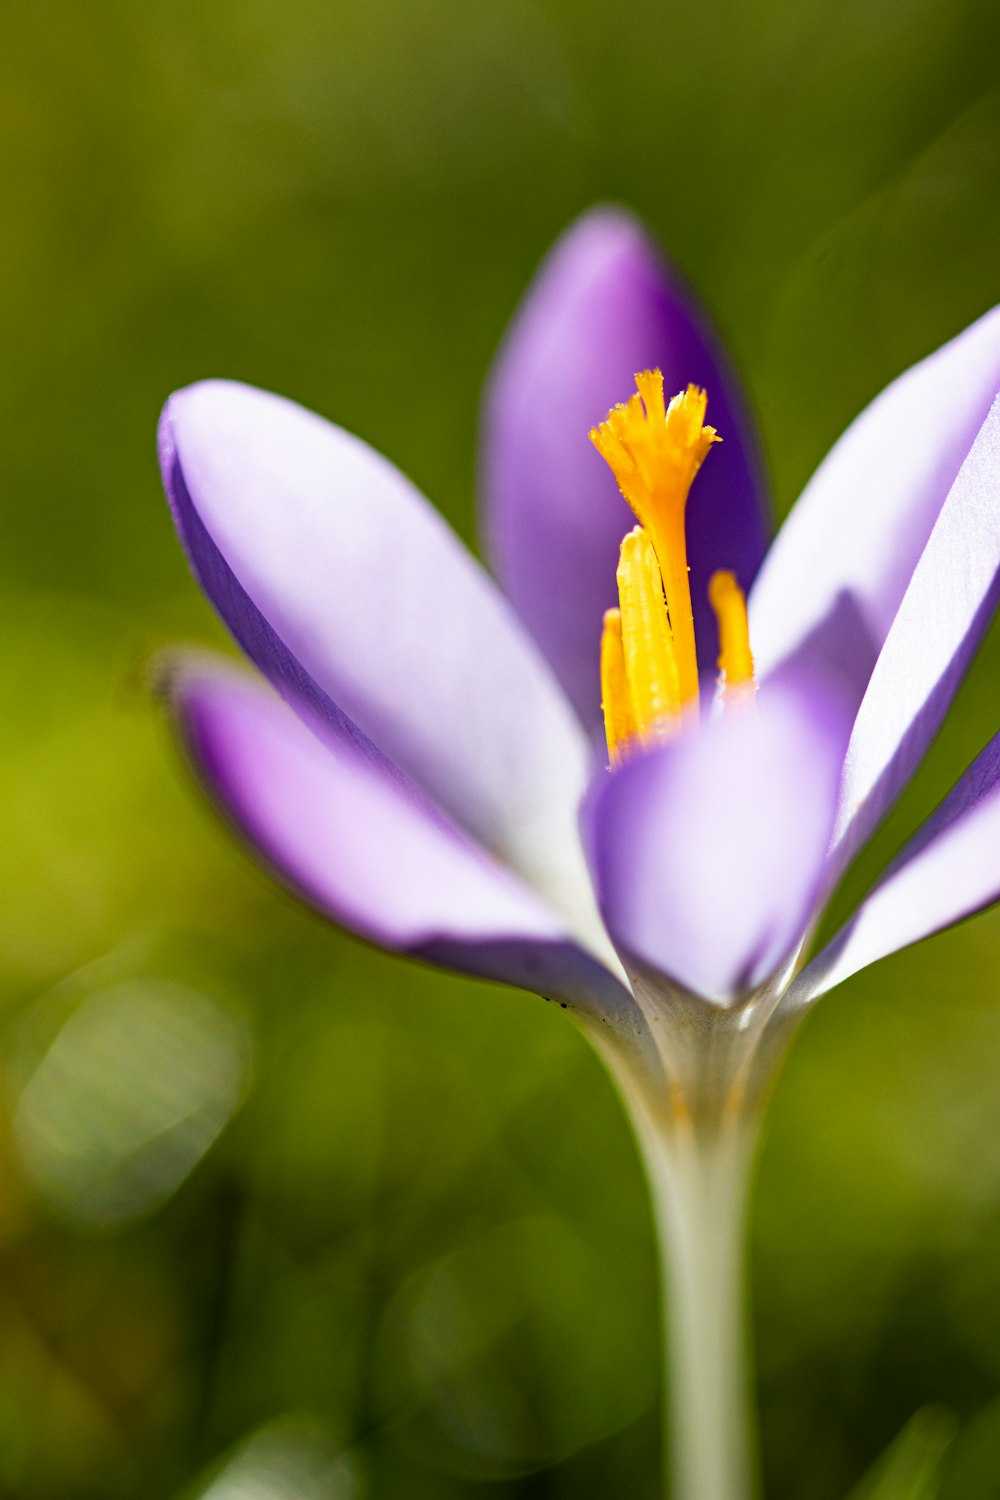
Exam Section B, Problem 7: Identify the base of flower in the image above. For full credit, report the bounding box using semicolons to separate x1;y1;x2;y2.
579;982;799;1500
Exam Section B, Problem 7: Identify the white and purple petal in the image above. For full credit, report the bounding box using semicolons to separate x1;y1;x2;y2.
172;658;637;1023
751;306;1000;700
583;674;852;1005
159;380;599;937
792;729;1000;1004
481;206;771;738
834;394;1000;863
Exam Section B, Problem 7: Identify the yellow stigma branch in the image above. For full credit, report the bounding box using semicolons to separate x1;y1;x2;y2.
590;373;719;709
708;570;756;702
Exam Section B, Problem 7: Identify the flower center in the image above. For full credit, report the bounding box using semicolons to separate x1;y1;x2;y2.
590;371;755;767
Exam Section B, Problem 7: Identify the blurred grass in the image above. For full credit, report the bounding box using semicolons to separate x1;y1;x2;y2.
1;0;1000;1495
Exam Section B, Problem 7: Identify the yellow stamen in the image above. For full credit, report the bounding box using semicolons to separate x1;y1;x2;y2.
590;373;719;708
708;569;756;702
616;526;681;742
600;609;637;767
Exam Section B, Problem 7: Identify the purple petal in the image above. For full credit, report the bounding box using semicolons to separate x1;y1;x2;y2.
172;658;634;1019
481;206;771;738
834;395;1000;864
583;673;852;1004
751;306;1000;699
159;380;598;932
796;729;1000;1002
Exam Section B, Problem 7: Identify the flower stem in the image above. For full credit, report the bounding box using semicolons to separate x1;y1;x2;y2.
581;982;789;1500
641;1115;758;1500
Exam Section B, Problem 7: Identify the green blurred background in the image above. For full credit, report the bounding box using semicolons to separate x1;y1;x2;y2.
2;0;1000;1495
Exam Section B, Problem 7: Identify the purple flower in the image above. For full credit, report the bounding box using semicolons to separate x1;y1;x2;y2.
158;206;1000;1103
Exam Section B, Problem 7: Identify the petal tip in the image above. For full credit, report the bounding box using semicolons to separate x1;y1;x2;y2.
533;203;667;310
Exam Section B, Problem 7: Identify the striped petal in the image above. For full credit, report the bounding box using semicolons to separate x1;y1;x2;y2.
159;379;599;939
834;395;1000;864
583;672;851;1004
481;206;771;737
751;306;1000;701
792;729;1000;1003
171;658;636;1023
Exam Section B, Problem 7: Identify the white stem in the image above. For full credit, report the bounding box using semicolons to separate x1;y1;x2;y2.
642;1118;758;1500
581;981;795;1500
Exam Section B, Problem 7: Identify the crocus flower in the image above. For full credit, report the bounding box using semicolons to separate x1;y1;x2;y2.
159;204;1000;1073
158;207;1000;1500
